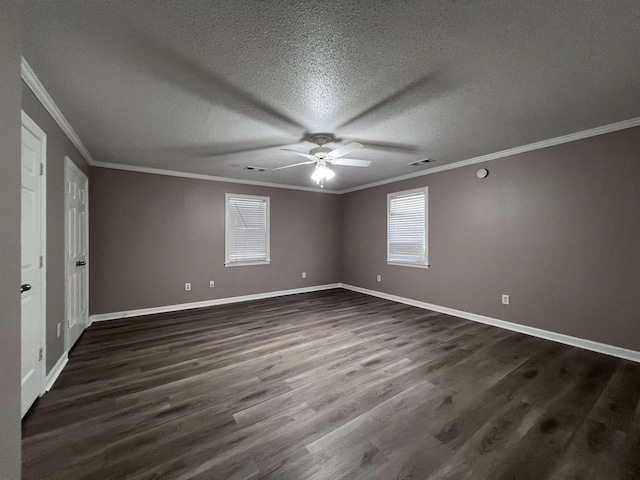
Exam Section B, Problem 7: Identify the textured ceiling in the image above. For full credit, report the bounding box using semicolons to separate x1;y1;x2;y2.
24;0;640;191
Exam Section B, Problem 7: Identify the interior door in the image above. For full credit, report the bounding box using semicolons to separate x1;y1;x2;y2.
21;118;45;417
66;159;89;349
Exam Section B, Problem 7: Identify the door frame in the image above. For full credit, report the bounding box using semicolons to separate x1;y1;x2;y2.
64;156;89;352
21;110;47;397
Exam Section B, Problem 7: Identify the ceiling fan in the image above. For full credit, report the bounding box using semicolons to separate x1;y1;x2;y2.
273;133;371;187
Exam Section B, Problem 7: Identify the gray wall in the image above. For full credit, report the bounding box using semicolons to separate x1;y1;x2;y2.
90;169;341;314
21;84;91;373
341;126;640;352
0;4;22;478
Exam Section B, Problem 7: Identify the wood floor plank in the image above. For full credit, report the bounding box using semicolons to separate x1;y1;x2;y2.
427;400;544;480
620;401;640;480
589;360;640;433
22;289;640;479
547;418;627;480
484;352;619;480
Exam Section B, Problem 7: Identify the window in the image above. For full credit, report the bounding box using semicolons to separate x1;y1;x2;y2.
225;193;270;266
387;187;429;267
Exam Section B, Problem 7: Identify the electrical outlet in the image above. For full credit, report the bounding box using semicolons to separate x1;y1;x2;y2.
210;280;215;288
302;272;306;279
502;294;510;305
185;283;191;291
377;275;382;282
56;323;61;338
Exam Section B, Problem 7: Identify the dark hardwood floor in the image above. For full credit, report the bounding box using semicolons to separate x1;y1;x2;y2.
22;289;640;479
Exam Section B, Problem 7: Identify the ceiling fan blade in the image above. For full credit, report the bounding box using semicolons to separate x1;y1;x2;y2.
272;160;316;171
280;148;318;161
328;142;364;159
329;158;372;167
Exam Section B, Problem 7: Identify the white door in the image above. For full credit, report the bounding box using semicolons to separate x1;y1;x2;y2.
65;158;89;350
21;114;46;417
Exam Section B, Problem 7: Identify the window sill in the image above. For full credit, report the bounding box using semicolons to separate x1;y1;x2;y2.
225;260;271;267
387;261;430;269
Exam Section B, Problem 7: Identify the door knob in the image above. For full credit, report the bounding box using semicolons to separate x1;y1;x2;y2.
21;284;32;293
76;261;87;267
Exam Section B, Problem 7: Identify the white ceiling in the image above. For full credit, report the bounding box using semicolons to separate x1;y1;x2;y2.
23;1;640;191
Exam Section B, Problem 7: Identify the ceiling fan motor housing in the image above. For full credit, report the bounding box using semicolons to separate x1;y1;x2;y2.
309;133;334;146
309;147;333;158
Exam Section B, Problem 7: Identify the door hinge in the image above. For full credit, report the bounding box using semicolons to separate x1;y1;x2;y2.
40;255;44;268
40;163;44;176
39;348;43;361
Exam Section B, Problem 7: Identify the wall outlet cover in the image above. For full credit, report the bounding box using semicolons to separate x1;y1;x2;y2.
502;294;510;305
185;283;191;291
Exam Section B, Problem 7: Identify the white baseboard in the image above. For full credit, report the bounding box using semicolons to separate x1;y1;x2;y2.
88;282;640;364
340;284;640;364
45;352;68;392
89;283;342;323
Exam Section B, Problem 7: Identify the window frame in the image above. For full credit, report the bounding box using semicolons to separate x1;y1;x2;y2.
386;186;429;268
225;193;271;267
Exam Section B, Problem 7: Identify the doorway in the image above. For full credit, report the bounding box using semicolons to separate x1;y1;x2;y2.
65;157;89;350
21;112;47;417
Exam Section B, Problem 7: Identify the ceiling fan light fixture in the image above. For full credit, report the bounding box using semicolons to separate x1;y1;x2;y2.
324;166;335;180
311;167;323;182
311;164;334;183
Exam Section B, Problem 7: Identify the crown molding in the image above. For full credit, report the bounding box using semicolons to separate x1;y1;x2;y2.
20;57;96;166
19;56;335;194
92;161;341;194
82;116;640;195
339;117;640;194
19;58;335;194
20;55;640;195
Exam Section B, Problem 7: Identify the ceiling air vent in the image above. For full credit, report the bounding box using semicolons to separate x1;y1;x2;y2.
244;166;267;172
408;158;434;166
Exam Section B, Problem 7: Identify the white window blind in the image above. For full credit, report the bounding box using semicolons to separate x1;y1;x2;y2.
225;194;270;266
387;187;428;267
